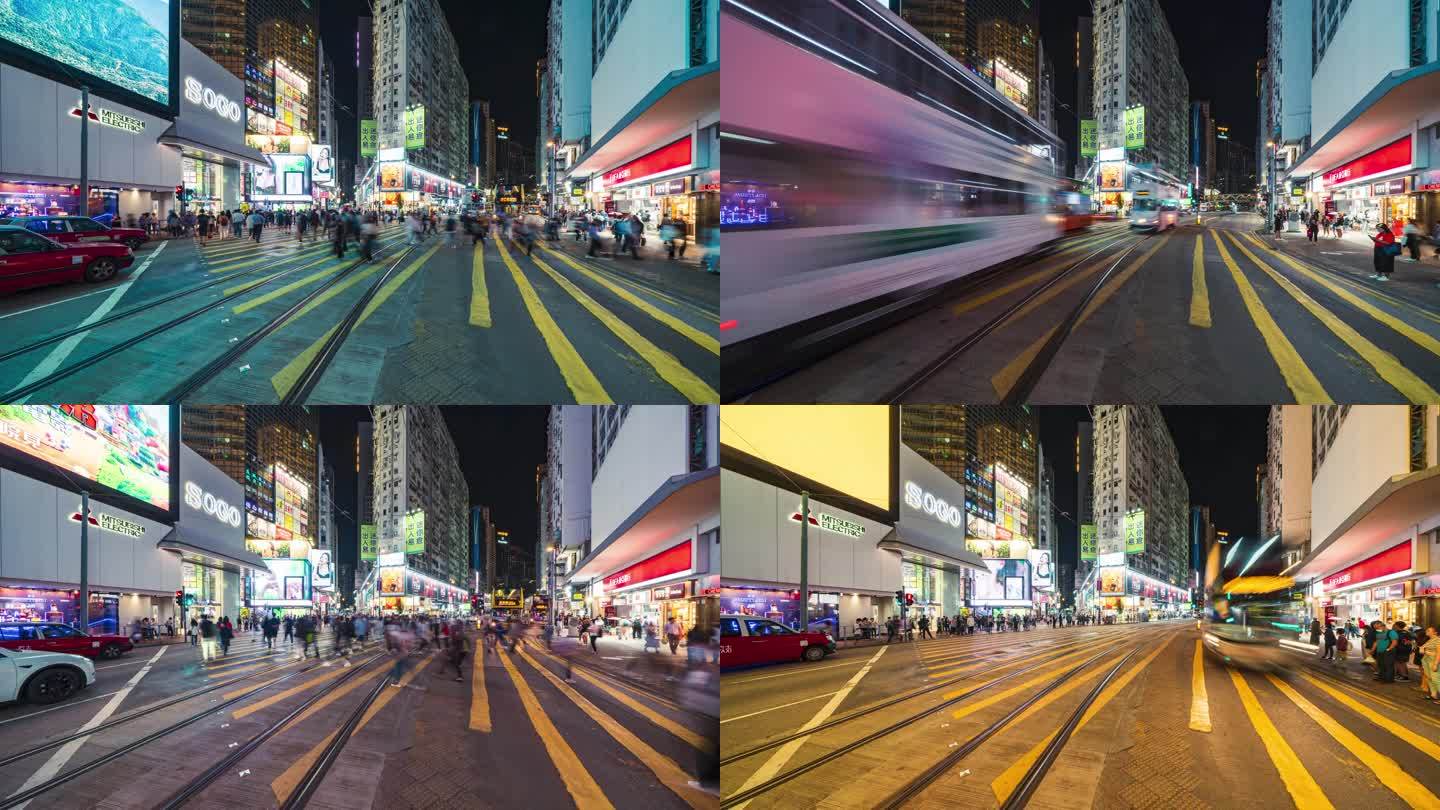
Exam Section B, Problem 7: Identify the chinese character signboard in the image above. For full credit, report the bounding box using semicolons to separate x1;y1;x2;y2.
1124;106;1146;150
1080;524;1097;560
360;524;377;561
404;106;426;149
360;119;377;157
1124;509;1146;554
404;510;425;555
1080;120;1098;157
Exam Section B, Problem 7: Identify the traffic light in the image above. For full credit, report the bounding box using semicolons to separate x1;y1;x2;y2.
895;589;904;604
904;593;916;606
174;589;183;603
174;185;184;197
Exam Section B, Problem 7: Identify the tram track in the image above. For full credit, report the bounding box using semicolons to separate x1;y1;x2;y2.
882;230;1154;404
0;232;409;402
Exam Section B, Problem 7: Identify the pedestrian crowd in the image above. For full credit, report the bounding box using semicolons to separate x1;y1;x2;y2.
1310;617;1440;703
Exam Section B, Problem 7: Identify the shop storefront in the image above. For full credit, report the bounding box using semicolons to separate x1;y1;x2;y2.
1311;135;1416;231
1311;538;1420;627
358;150;464;212
160;445;267;623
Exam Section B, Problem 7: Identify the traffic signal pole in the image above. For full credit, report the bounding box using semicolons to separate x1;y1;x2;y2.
78;491;89;631
799;491;809;630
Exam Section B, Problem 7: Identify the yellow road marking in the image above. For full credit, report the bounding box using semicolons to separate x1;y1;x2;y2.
1190;236;1212;328
540;245;717;353
470;640;490;732
585;261;719;322
945;234;1124;318
1190;638;1211;732
1297;672;1440;761
1298;667;1440;730
991;635;1172;804
1224;231;1439;401
497;647;615;810
230;665;349;719
527;251;717;402
1242;232;1440;327
1228;669;1333;809
269;244;441;398
947;645;1099;716
990;237;1168;398
1210;231;1329;402
231;259;351;313
205;661;272;679
271;664;386;736
270;659;424;803
206;242;325;273
923;637;1094;678
470;242;492;328
494;238;610;403
1266;674;1439;809
516;647;710;810
522;643;705;750
1238;233;1440;358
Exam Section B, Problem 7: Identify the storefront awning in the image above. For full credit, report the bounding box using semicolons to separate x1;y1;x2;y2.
568;62;717;180
157;121;270;168
568;466;718;584
158;526;269;575
1289;61;1440;178
1291;465;1440;582
876;528;988;574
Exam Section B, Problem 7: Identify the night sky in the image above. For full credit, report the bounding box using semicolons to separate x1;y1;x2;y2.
1037;406;1269;578
314;0;549;176
314;406;547;580
1038;0;1270;175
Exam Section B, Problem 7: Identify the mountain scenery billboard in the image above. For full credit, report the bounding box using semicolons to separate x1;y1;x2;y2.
0;0;176;115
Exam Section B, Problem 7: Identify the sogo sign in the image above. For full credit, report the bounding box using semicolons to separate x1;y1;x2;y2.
903;481;962;528
184;76;242;123
184;481;242;528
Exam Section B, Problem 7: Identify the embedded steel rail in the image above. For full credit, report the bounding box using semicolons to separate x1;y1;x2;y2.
277;669;393;810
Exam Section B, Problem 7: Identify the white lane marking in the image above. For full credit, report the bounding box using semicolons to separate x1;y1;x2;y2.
721;689;843;725
0;284;131;321
728;645;888;809
13;240;167;399
7;645;167;808
723;658;869;686
0;690;121;726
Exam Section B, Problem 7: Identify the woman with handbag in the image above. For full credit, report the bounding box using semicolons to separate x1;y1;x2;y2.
1370;223;1398;281
1419;626;1440;702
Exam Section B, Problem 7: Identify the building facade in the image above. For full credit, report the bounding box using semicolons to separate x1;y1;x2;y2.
547;0;593;204
1265;405;1313;571
1091;0;1190;181
545;406;593;590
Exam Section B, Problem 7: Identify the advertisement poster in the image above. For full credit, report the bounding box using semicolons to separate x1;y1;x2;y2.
1098;566;1126;596
966;514;995;542
404;510;425;554
0;404;171;510
404;105;426;149
273;464;310;541
972;559;1032;605
1125;509;1146;554
993;464;1030;542
379;162;405;191
1099;162;1126;191
360;119;377;157
1080;120;1098;157
308;144;334;185
308;548;333;589
378;566;404;596
1080;524;1098;560
253;558;308;603
254;154;311;198
0;0;173;112
360;524;377;561
1124;106;1146;149
273;59;309;135
1028;549;1054;589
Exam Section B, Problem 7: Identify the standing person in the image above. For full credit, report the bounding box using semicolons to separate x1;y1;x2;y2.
188;616;198;646
1334;624;1349;665
218;616;234;656
305;615;320;658
1402;218;1422;261
1334;212;1346;239
1363;620;1379;671
1419;626;1440;702
1321;621;1336;660
1305;211;1318;242
198;615;217;662
591;618;605;653
1370;222;1398;281
445;213;458;248
664;616;682;654
444;623;468;681
283;615;294;645
1374;620;1398;683
1393;621;1413;681
586;217;604;257
263;615;278;649
918;614;933;640
1308;617;1322;647
332;213;348;259
297;209;309;242
247;210;264;243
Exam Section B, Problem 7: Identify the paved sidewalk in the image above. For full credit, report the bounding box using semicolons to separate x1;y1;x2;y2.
540;634;719;718
540;234;721;310
1246;218;1440;309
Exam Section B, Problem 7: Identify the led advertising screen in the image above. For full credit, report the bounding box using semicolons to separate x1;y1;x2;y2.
0;0;176;116
972;559;1031;606
993;464;1030;543
253;154;312;200
721;405;892;512
0;404;171;511
308;144;334;185
273;59;309;136
1028;548;1054;590
308;548;334;589
1098;566;1126;596
273;464;310;542
252;558;310;604
378;566;405;596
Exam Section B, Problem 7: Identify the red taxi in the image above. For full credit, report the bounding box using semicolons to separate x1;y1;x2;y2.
0;215;149;250
0;225;135;293
720;614;835;669
0;622;134;660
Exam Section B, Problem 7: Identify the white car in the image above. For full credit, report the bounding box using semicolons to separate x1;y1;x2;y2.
0;646;95;705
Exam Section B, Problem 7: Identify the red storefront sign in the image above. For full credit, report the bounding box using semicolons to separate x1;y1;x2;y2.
1321;136;1411;187
1320;540;1412;592
602;539;693;591
601;136;692;188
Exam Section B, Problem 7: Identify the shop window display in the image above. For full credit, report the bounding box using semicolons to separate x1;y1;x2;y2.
719;586;838;633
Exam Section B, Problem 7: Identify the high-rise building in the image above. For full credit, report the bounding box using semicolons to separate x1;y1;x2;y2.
1216;135;1257;195
470;100;491;189
1036;450;1055;552
536;463;550;594
545;406;593;584
1190;101;1214;191
1190;505;1214;594
891;1;1044;121
371;407;470;605
1077;420;1094;525
1091;0;1190;181
1265;406;1313;571
537;58;552;205
1265;0;1312;188
1036;35;1057;136
1091;406;1190;599
372;0;470;190
546;0;592;197
1075;15;1094;179
356;15;375;185
470;505;492;594
316;39;336;152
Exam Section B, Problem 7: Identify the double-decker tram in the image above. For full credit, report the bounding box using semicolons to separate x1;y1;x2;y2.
721;0;1065;393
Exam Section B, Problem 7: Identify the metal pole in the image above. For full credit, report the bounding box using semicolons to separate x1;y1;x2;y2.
79;86;90;218
799;491;809;630
79;491;90;632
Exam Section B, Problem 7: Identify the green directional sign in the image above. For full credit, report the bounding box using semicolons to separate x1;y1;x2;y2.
405;510;425;555
1080;119;1098;157
360;119;377;158
1080;524;1098;560
1125;509;1146;554
360;524;377;561
1124;106;1146;150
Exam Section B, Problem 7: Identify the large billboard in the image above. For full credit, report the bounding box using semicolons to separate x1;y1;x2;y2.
1124;106;1146;149
972;559;1031;606
254;154;312;199
404;510;425;555
0;0;177;116
308;144;334;185
252;558;310;604
1098;566;1126;596
721;405;892;513
1098;162;1126;192
360;119;377;157
1028;548;1054;590
993;464;1029;543
308;548;334;590
272;59;309;136
1124;509;1146;554
404;105;426;149
0;405;172;512
273;464;310;542
1080;524;1098;560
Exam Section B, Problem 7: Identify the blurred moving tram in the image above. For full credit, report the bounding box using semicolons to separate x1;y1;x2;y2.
720;0;1067;394
1202;575;1308;671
